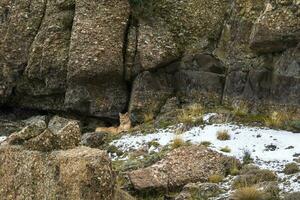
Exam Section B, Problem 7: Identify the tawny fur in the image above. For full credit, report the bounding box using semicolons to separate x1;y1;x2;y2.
95;113;131;134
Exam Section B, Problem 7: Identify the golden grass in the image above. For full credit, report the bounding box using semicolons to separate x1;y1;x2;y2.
177;104;204;125
143;113;154;123
217;130;230;141
208;174;224;183
264;111;287;128
231;187;263;200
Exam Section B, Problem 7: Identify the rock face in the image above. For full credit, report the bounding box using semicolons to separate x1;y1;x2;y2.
66;0;130;118
0;0;299;120
0;145;115;200
128;145;238;191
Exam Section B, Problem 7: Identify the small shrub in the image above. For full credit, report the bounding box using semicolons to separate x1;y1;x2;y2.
283;163;300;175
200;141;211;147
220;146;231;153
208;174;224;183
171;136;185;149
148;140;160;148
264;111;287;128
222;157;242;176
217;130;230;141
230;166;240;176
231;187;264;200
242;150;254;165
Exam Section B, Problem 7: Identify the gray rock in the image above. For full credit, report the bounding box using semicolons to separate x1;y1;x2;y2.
80;132;106;148
175;183;223;200
284;192;300;200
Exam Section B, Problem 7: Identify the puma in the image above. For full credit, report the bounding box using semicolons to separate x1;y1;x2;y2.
95;113;131;134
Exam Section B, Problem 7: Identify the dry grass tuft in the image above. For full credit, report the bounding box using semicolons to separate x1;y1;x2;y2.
143;113;154;123
177;104;204;126
264;111;287;128
171;136;186;149
217;130;230;141
208;174;224;183
231;187;264;200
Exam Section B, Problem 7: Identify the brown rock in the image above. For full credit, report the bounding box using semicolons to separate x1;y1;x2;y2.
24;129;57;152
0;145;115;200
0;0;46;103
128;145;237;191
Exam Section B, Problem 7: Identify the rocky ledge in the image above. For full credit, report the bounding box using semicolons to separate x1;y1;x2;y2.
0;0;299;123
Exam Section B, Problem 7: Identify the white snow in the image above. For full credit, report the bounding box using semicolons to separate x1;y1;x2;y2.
110;114;300;192
111;123;300;168
0;136;6;143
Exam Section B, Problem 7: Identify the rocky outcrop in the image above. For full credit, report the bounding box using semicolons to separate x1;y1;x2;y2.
5;115;81;151
125;0;230;76
128;145;238;191
0;145;115;200
0;0;299;120
0;0;46;104
66;0;130;118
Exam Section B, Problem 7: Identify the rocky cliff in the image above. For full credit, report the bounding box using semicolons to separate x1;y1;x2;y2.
0;0;299;122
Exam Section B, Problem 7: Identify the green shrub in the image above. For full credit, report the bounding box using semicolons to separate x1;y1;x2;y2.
200;141;211;147
242;150;253;165
220;146;231;153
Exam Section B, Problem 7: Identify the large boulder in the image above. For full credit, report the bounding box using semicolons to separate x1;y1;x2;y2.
0;145;115;200
128;145;238;191
4;115;81;151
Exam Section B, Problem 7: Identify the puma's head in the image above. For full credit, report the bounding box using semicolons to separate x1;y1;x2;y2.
119;112;131;126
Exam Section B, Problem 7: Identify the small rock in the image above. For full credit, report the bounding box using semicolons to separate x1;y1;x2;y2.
80;132;106;148
264;144;277;151
175;182;223;200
